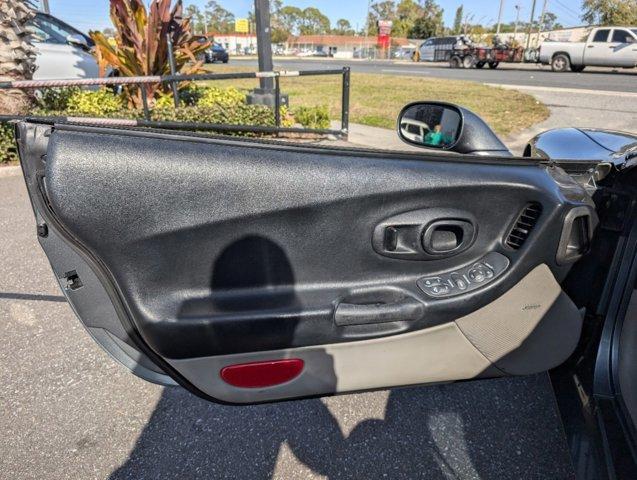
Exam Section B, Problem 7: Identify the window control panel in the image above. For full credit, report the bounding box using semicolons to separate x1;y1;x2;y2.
416;252;510;299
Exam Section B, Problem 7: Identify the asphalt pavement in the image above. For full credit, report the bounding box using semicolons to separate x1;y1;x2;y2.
230;57;637;93
0;171;577;479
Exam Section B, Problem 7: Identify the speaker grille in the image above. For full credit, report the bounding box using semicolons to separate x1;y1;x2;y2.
505;203;542;250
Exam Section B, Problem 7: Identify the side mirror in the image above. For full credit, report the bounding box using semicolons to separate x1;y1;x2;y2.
397;101;512;157
66;34;89;49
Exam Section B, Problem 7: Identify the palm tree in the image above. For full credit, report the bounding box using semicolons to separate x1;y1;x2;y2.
0;0;37;115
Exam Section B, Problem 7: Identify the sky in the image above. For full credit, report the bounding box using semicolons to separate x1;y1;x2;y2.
46;0;586;34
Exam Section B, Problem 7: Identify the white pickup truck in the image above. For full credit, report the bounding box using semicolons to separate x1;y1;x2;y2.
539;26;637;72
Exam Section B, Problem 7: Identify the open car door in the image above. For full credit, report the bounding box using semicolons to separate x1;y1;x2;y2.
16;121;596;404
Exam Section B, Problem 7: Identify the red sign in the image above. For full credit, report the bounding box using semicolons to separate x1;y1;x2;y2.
377;34;391;48
378;20;393;35
377;20;392;48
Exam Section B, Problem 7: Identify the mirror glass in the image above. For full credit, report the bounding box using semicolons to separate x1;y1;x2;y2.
399;103;462;148
66;34;88;48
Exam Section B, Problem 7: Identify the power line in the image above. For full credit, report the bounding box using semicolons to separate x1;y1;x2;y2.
552;0;581;17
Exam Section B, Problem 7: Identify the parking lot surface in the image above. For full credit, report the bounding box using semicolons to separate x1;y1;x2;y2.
231;57;637;93
1;171;575;479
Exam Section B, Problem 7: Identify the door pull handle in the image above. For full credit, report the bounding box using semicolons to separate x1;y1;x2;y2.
334;298;424;326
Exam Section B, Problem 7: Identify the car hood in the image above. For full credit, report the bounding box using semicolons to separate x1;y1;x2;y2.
526;128;637;165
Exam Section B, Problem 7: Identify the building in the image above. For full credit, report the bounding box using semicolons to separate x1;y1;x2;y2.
285;35;412;59
207;33;258;55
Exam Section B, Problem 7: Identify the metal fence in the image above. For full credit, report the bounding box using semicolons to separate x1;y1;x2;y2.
0;67;351;139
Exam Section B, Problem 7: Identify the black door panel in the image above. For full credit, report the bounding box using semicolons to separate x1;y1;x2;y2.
17;122;595;402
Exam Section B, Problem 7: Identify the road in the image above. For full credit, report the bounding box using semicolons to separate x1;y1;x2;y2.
230;57;637;93
0;171;576;479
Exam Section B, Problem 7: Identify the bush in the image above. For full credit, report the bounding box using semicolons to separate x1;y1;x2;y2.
154;84;204;109
0;85;327;164
295;105;330;129
65;88;124;116
0;123;18;164
197;86;246;108
36;87;80;111
151;103;277;135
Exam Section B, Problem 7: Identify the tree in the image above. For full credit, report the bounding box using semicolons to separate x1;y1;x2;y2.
409;0;444;39
185;4;206;34
365;1;396;36
0;0;37;115
540;12;562;31
277;5;303;35
582;0;637;26
298;7;330;35
203;0;234;34
270;0;290;42
394;0;423;37
333;19;354;35
453;5;463;34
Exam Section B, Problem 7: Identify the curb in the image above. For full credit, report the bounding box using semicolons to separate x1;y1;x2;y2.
0;165;21;178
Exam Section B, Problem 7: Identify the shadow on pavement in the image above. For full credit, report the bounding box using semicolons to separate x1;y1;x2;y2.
109;374;574;480
0;292;67;302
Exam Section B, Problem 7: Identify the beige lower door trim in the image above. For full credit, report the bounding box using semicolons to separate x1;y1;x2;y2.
167;264;567;404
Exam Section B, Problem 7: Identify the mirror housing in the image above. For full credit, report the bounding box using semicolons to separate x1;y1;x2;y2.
397;101;512;157
66;34;89;49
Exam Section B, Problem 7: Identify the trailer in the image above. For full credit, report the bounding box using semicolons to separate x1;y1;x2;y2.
447;44;526;69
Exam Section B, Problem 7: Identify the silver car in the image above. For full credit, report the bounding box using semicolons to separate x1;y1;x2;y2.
31;12;100;79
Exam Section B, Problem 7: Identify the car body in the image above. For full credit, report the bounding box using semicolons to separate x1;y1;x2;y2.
414;36;460;62
205;43;229;63
525;127;637;163
399;118;430;142
30;12;99;79
539;26;637;72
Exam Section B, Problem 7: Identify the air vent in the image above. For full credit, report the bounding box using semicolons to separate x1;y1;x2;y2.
505;203;542;250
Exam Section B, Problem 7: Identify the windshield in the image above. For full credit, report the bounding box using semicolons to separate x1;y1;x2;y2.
17;3;637;163
31;13;93;47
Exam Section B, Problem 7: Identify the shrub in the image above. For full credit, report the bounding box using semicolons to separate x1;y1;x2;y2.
36;87;81;111
154;84;204;109
0;123;18;164
89;0;209;108
295;105;330;130
197;86;246;108
65;89;124;116
151;103;277;135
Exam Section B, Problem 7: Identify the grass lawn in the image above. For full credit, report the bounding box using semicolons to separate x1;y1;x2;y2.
201;64;549;137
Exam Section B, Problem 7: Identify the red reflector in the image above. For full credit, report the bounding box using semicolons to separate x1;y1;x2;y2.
220;359;304;388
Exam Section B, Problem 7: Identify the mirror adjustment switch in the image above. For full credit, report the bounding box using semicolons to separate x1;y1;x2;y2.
417;252;509;299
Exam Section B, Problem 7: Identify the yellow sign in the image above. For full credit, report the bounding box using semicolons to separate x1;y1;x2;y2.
235;18;249;33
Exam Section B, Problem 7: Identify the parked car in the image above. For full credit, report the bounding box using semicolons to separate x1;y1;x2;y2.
205;43;229;63
539;26;637;72
30;12;99;79
412;36;461;62
398;117;430;142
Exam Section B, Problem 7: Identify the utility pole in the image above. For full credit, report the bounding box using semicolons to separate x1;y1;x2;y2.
513;4;521;39
525;0;537;49
247;0;287;108
41;0;50;13
364;0;372;59
495;0;505;35
536;0;548;45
